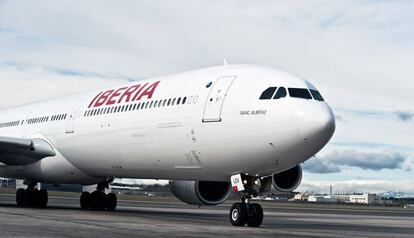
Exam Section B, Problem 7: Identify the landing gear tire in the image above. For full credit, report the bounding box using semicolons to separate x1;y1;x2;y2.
80;192;90;210
38;189;48;208
90;191;107;210
15;187;48;208
24;189;36;207
246;203;263;227
105;193;117;211
230;202;247;226
230;202;263;227
80;181;117;211
16;188;25;207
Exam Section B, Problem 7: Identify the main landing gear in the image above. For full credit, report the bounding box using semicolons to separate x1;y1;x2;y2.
80;181;117;211
229;175;265;227
16;181;48;208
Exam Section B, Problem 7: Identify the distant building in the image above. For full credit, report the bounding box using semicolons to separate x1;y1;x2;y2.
291;193;309;202
308;195;331;203
16;179;25;189
349;193;376;204
0;178;16;188
40;183;83;193
306;193;377;204
14;179;83;192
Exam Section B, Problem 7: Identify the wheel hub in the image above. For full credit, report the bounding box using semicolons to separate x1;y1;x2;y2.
231;209;239;221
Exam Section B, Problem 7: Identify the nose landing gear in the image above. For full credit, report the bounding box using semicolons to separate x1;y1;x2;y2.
80;180;117;211
230;195;263;227
229;174;269;227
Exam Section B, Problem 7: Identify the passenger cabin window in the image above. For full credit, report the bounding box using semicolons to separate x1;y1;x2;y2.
273;87;287;99
259;87;277;100
310;89;324;101
288;88;312;100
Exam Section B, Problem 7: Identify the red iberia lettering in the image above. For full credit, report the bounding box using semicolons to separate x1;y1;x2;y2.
118;84;141;103
94;90;114;107
88;91;103;108
137;81;160;100
88;81;161;108
131;83;148;101
107;87;127;105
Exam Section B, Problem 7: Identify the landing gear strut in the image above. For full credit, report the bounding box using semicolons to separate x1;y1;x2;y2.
229;176;264;227
80;181;117;211
16;181;48;208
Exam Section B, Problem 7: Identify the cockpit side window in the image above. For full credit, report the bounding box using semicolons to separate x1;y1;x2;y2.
273;87;287;99
288;88;312;99
310;89;324;101
259;87;277;100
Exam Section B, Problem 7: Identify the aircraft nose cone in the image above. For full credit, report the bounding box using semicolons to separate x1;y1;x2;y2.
299;104;335;144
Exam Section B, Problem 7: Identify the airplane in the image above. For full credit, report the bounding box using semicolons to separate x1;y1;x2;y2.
0;64;335;227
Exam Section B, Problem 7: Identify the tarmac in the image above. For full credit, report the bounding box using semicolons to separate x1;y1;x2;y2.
0;193;413;238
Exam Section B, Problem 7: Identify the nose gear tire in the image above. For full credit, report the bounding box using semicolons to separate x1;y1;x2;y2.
229;202;247;226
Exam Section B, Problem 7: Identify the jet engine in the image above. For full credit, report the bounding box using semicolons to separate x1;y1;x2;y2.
169;180;231;206
272;165;302;192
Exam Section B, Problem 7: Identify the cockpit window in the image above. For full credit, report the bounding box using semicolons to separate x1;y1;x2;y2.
259;87;277;100
288;88;312;99
310;89;324;101
273;87;287;99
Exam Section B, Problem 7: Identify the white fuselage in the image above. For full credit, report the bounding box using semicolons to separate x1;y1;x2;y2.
0;65;335;185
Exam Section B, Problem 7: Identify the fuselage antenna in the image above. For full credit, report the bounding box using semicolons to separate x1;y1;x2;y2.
223;58;228;66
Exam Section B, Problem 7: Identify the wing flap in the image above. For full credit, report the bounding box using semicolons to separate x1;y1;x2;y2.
0;136;56;165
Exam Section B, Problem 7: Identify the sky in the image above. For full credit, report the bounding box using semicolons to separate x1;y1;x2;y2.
0;0;413;194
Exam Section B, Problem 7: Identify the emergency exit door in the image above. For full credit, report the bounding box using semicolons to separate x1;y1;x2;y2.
66;105;81;134
202;76;236;122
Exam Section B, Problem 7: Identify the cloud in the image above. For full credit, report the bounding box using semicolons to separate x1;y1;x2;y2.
1;1;413;110
0;65;127;109
395;111;413;122
330;108;414;153
331;150;406;170
301;159;341;174
303;150;410;173
402;155;414;171
334;114;346;122
335;108;414;122
332;141;414;152
298;179;414;194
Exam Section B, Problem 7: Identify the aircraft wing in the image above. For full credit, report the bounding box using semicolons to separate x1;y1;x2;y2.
0;136;56;165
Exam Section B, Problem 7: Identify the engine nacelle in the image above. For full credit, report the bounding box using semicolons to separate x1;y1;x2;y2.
272;165;302;192
169;180;231;206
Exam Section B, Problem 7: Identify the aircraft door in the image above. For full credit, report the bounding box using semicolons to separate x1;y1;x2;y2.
202;76;236;122
66;105;81;134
